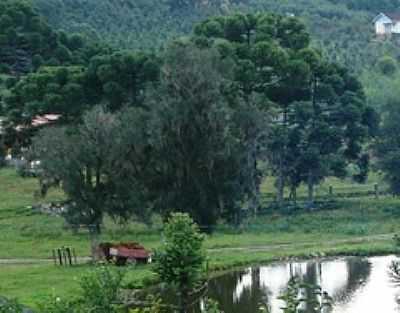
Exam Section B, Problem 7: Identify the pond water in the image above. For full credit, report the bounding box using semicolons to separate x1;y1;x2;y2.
196;255;400;313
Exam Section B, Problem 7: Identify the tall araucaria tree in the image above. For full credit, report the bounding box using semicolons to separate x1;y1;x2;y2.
194;12;377;206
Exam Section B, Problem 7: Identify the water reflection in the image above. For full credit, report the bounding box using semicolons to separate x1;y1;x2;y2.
200;256;400;313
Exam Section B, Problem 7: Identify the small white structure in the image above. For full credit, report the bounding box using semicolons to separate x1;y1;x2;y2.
0;116;5;135
373;13;400;36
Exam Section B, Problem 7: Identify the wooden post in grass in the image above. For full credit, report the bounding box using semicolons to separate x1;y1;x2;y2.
374;183;379;199
329;185;333;197
54;247;77;266
57;248;63;265
66;247;72;266
62;247;67;265
52;249;57;265
72;248;77;265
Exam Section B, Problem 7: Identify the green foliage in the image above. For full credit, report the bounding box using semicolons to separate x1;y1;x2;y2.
329;0;398;11
374;100;400;195
36;266;124;313
0;0;93;76
154;213;206;297
33;0;231;50
377;55;398;76
195;12;375;205
4;51;159;127
277;278;332;313
30;0;400;76
146;41;262;226
30;106;153;230
78;267;125;313
393;234;400;247
0;299;24;313
129;297;165;313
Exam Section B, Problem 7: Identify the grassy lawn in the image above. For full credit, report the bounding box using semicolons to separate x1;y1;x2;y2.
1;167;400;306
0;238;396;308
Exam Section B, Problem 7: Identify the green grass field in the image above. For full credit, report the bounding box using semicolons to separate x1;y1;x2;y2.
1;167;400;306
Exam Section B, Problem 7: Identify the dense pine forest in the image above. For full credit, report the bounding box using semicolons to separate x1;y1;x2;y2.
31;0;398;70
23;0;400;114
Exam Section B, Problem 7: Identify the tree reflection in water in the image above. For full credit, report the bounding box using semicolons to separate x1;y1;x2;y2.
138;256;400;313
201;257;373;313
388;260;400;309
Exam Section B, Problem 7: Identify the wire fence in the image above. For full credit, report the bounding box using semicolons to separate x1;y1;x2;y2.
0;179;397;261
261;183;388;203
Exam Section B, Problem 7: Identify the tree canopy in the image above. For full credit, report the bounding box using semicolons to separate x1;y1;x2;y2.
2;6;381;227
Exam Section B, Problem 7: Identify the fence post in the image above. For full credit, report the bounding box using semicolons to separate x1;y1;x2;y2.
62;247;67;265
66;247;72;266
329;185;333;197
374;183;379;199
57;248;63;265
72;248;77;265
52;249;57;266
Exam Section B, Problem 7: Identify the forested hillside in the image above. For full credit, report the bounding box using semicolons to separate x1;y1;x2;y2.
32;0;400;73
0;0;88;77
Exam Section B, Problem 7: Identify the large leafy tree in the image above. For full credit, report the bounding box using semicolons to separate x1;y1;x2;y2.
31;106;152;234
146;42;259;227
30;42;265;230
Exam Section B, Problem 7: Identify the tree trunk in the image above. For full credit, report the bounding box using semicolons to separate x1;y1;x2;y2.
290;186;297;205
89;224;101;262
277;158;284;207
277;106;288;208
179;288;189;313
307;171;314;207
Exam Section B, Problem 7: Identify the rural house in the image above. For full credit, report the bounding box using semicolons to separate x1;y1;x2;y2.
373;13;400;35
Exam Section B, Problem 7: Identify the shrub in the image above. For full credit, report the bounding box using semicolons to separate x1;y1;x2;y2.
154;213;206;310
37;296;75;313
79;266;125;313
377;56;398;76
0;299;24;313
393;234;400;247
37;267;125;313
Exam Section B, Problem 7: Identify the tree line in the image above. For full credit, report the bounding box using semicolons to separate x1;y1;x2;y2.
5;12;375;231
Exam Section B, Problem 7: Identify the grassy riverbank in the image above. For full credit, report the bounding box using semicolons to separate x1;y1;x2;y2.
1;168;400;306
0;236;397;307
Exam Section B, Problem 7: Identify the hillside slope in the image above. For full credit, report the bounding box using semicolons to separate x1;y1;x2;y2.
0;0;90;77
32;0;400;72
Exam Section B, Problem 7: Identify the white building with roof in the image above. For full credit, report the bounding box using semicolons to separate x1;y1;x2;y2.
373;12;400;35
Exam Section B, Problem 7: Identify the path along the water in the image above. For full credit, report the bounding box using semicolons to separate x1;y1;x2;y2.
0;233;395;265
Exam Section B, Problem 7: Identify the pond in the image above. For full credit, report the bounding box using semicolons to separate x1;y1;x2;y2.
136;255;400;312
198;255;400;313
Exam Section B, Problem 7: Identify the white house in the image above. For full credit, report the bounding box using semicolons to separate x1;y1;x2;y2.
373;12;400;35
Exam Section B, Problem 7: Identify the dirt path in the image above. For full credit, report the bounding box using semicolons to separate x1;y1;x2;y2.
0;233;395;265
207;233;395;253
0;257;91;265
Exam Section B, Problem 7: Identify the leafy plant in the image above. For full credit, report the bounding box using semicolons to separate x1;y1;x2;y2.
0;299;24;313
154;213;206;310
37;266;125;313
278;278;332;313
393;234;400;247
78;266;125;313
